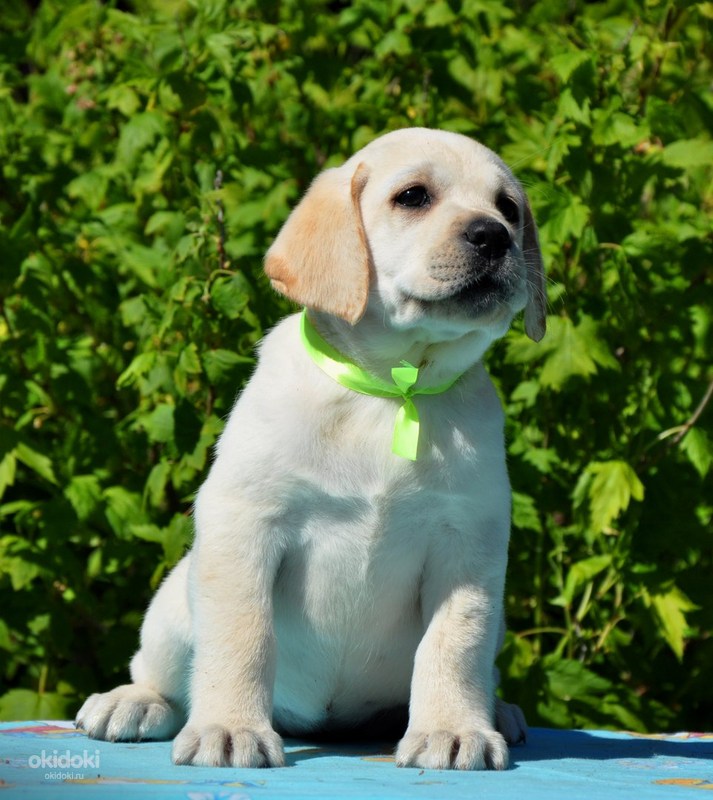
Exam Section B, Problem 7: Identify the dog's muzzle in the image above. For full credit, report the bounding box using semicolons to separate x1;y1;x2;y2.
447;217;517;305
412;216;521;317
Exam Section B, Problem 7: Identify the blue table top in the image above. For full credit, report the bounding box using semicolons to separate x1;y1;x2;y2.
1;721;712;799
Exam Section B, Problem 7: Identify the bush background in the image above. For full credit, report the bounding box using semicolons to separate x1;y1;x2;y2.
1;0;711;732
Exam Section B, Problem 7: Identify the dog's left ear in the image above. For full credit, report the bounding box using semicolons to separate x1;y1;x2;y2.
522;199;546;342
264;162;371;325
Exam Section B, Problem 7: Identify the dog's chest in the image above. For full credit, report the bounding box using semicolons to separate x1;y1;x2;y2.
271;483;432;728
276;481;431;623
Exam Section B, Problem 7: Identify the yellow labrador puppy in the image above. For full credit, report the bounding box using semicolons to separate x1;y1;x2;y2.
76;128;545;771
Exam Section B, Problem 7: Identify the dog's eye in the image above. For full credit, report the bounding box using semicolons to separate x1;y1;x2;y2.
395;186;430;208
496;194;520;225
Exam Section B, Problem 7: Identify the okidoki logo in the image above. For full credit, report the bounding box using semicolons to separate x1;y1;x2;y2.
27;749;101;769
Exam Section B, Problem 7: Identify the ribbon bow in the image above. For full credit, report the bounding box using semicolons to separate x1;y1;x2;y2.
300;310;464;460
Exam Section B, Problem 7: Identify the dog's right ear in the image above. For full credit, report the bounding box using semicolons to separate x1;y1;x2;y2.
265;163;371;325
522;198;547;342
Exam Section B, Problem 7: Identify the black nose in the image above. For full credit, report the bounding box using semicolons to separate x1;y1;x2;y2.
464;218;511;261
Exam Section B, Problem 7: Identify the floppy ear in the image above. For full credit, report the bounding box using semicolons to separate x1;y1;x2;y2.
522;199;547;342
264;162;371;325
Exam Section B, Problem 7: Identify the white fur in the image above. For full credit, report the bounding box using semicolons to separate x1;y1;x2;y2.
76;128;542;771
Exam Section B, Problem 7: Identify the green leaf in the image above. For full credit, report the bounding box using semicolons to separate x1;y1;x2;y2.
0;537;42;590
2;558;41;591
178;344;201;375
375;30;411;57
592;110;647;149
540;316;619;390
424;1;457;27
117;352;157;389
103;487;144;539
96;202;139;232
145;211;186;244
522;447;560;474
0;452;17;498
545;656;613;699
680;427;712;478
645;586;699;661
542;194;590;245
210;274;251;319
175;343;203;394
130;514;191;565
66;170;109;210
512;491;542;533
103;83;141;116
121;243;169;288
206;32;237;77
15;443;57;486
134;142;174;196
130;523;165;544
557;88;591;125
577;461;645;534
87;548;103;579
116;111;166;167
662;138;713;170
163;513;192;565
119;296;147;327
0;618;12;651
139;404;175;444
510;380;540;408
144;460;172;507
163;74;207;113
561;555;612;604
64;475;102;521
550;51;591;83
0;689;73;720
202;349;253;384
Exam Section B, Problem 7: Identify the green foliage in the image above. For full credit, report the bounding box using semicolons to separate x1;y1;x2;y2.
1;0;711;732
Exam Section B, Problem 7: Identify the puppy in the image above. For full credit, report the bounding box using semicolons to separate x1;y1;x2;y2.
76;127;545;771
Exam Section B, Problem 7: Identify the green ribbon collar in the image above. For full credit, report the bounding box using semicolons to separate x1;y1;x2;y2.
300;310;464;461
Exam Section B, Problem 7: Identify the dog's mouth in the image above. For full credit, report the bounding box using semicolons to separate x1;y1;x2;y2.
411;266;518;316
451;272;506;302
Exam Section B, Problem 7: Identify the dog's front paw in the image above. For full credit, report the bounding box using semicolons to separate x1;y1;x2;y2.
76;684;181;742
396;727;509;771
172;723;285;768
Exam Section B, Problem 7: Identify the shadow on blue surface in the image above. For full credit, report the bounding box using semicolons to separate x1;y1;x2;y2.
282;727;713;769
509;728;713;765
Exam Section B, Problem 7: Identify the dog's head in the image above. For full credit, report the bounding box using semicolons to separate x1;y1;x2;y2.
265;128;546;346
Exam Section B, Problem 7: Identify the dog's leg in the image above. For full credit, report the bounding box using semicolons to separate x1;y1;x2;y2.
396;557;510;771
76;556;191;741
170;490;285;768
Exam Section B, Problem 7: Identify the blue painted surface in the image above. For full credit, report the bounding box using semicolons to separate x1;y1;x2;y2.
1;722;712;798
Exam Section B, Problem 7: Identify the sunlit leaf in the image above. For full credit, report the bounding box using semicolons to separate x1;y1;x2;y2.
645;586;699;661
577;461;645;534
680;427;712;478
